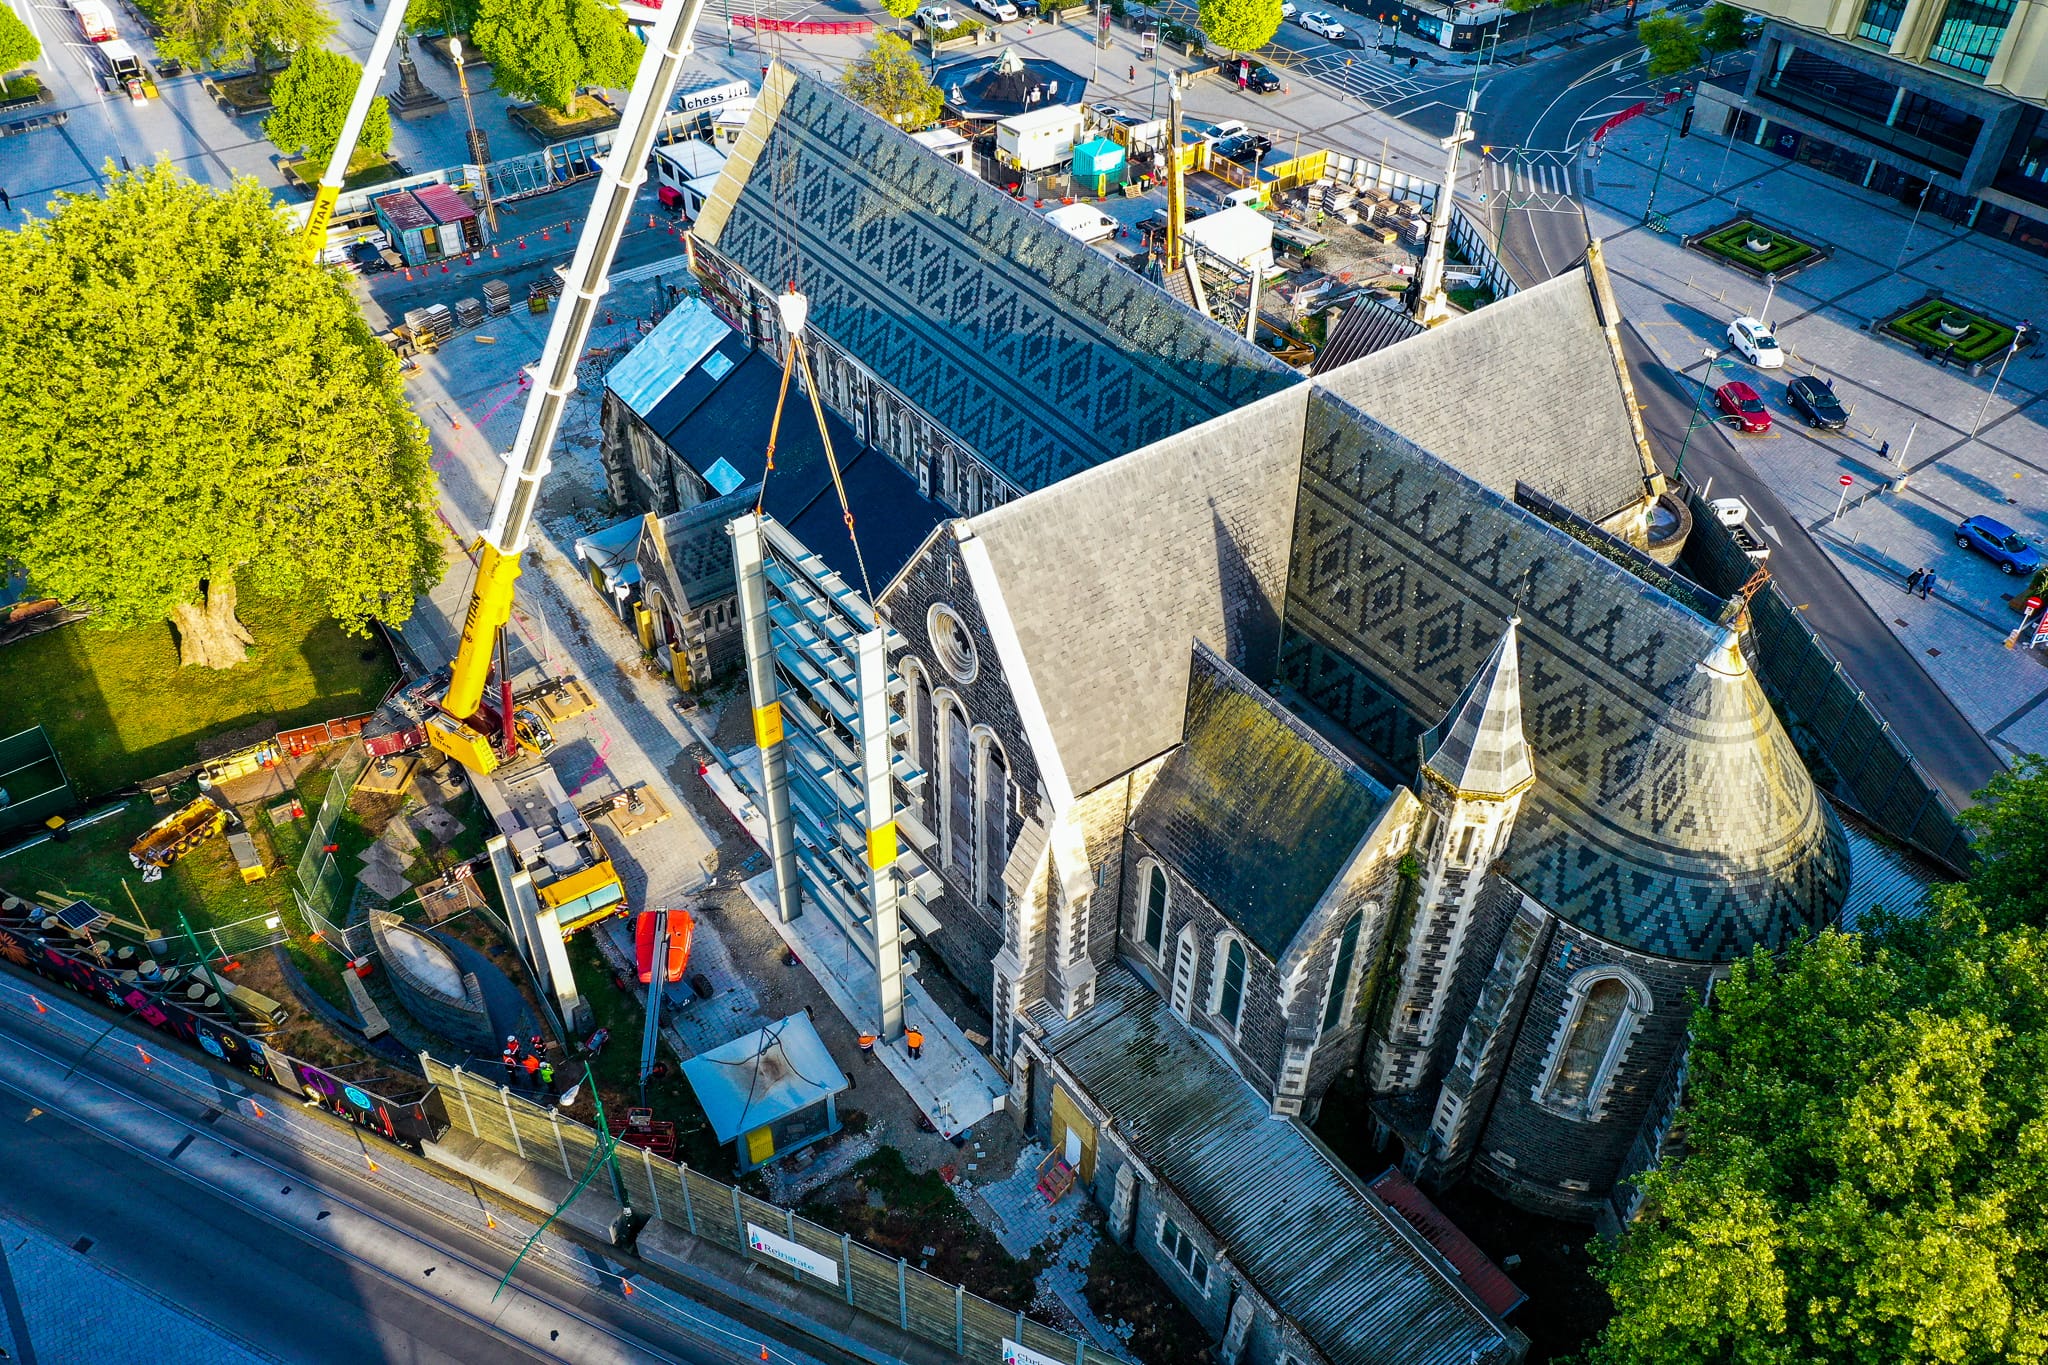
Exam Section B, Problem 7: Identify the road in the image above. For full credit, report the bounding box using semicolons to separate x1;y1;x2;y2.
1622;322;2005;809
0;979;794;1365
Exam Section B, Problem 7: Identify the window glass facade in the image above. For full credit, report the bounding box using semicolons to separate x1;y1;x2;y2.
1928;0;2017;75
1765;45;1982;174
1158;1217;1210;1291
1216;939;1247;1029
1547;977;1630;1109
1856;0;1905;44
1322;914;1362;1034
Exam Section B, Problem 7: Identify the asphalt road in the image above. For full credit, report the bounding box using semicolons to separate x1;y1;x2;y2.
0;991;772;1365
1621;322;2005;810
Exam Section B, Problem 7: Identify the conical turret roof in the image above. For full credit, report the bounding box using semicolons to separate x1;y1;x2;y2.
1419;617;1535;801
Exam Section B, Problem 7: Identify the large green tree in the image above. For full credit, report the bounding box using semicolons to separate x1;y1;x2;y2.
470;0;640;113
0;165;440;669
265;47;391;163
840;32;940;130
0;4;42;74
154;0;334;74
1199;0;1281;53
1585;761;2048;1365
1636;11;1702;77
1699;2;1751;53
406;0;480;37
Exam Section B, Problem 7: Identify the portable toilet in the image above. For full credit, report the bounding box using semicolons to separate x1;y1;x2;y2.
1070;136;1127;198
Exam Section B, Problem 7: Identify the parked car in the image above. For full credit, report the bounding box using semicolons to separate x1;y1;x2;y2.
1302;11;1348;38
1715;380;1772;433
348;240;391;275
914;4;954;26
1230;60;1282;92
1727;315;1784;369
971;0;1018;20
1956;514;2043;576
1281;0;1298;16
1786;374;1848;429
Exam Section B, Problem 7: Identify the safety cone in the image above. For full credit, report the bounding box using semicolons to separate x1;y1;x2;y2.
542;227;551;241
403;267;414;280
621;1280;636;1296
759;1349;769;1362
648;213;656;228
30;995;46;1014
440;263;450;273
137;1046;153;1065
251;1101;267;1118
365;1153;379;1173
518;236;527;249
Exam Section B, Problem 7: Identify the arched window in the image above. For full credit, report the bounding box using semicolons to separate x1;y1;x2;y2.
977;737;1010;912
1320;913;1363;1035
910;667;936;831
1140;864;1168;956
1540;972;1647;1117
944;702;973;875
1214;938;1247;1032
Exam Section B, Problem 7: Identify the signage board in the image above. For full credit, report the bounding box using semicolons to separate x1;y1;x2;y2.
1004;1338;1069;1365
746;1222;840;1285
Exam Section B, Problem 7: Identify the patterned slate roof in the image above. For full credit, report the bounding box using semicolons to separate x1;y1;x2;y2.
1281;389;1848;962
693;63;1301;495
1031;967;1523;1365
1315;264;1655;525
1418;617;1535;802
1133;643;1390;960
653;490;755;606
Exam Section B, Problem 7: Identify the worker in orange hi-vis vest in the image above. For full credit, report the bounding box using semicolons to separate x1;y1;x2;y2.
905;1026;925;1060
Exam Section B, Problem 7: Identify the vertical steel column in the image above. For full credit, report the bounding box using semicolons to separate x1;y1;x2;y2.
732;513;803;924
856;627;906;1041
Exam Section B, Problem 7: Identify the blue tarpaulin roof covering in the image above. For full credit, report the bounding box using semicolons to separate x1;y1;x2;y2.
606;296;737;418
681;1013;848;1143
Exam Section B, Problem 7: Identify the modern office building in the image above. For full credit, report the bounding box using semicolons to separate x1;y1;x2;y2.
1712;0;2048;253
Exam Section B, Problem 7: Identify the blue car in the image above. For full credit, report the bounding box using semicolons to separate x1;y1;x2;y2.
1956;515;2042;576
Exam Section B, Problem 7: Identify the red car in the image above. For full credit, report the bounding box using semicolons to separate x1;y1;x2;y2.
1715;380;1773;433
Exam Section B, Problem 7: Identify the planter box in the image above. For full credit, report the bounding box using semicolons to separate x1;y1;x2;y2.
509;94;620;144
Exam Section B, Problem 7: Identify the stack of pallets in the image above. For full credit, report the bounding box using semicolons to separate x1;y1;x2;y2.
483;280;511;316
454;296;484;328
404;304;455;343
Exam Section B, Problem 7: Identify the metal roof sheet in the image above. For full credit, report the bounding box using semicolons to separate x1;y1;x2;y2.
412;182;475;224
374;190;434;233
681;1013;848;1143
1369;1168;1526;1319
1033;968;1521;1365
1833;805;1938;929
604;295;738;418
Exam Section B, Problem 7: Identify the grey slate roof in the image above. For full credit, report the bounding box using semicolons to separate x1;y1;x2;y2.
693;63;1301;496
652;490;756;607
1282;388;1849;962
1315;265;1655;525
1133;643;1391;960
962;385;1311;796
1418;617;1536;802
1031;967;1523;1365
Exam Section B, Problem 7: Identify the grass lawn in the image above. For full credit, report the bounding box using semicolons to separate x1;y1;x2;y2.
1884;297;2019;365
1692;219;1821;275
1;74;42;102
1449;282;1497;312
512;94;618;135
0;585;396;799
282;148;405;190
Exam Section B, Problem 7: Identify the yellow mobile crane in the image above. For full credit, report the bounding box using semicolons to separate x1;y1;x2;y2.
427;0;713;773
294;0;413;267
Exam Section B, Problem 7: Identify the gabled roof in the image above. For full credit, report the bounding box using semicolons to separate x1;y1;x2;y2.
1031;968;1524;1365
692;63;1300;496
651;490;756;607
1369;1168;1526;1320
949;384;1310;798
1314;256;1656;525
1133;644;1390;960
1283;388;1848;961
1418;616;1535;802
1310;298;1425;374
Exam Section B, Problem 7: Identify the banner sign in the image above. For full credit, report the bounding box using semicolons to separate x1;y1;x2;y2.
0;924;446;1144
746;1222;840;1285
1004;1339;1068;1365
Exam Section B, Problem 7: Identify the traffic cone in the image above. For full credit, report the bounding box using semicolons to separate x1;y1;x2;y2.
251;1100;267;1118
403;267;414;280
137;1046;153;1065
441;263;450;273
648;213;656;228
621;1279;636;1296
30;995;46;1014
491;244;500;258
542;227;551;241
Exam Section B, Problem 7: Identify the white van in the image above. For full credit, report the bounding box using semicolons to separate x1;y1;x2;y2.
1045;204;1117;244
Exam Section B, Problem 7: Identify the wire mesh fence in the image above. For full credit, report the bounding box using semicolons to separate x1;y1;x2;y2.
290;744;372;957
187;910;290;958
423;1056;1115;1365
1679;489;1972;873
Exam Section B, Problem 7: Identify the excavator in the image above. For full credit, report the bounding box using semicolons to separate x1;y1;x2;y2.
293;0;715;772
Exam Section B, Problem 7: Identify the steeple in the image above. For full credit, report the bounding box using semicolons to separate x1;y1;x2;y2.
1419;617;1535;802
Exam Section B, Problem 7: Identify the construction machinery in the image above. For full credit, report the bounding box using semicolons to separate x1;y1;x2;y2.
129;796;229;876
293;0;412;267
424;0;712;775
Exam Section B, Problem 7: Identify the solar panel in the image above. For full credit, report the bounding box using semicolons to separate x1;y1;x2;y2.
56;900;108;932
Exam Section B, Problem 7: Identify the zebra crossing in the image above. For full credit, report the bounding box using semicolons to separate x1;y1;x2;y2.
1291;49;1444;107
1479;150;1580;212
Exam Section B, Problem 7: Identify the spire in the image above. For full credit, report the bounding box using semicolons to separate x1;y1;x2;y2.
1419;617;1535;802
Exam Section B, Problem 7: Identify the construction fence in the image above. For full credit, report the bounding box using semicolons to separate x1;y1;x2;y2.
289;741;374;958
1680;489;1973;874
423;1057;1117;1365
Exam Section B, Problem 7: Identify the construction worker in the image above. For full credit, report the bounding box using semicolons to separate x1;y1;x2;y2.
539;1060;555;1087
529;1030;546;1056
522;1053;542;1082
905;1025;925;1060
857;1032;878;1061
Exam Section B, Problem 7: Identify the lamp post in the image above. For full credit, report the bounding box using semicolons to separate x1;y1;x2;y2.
1970;324;2028;439
1758;270;1778;328
1673;348;1727;484
1892;179;1931;273
448;36;498;234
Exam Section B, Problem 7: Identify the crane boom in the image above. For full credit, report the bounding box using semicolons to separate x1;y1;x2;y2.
295;0;412;268
428;0;713;774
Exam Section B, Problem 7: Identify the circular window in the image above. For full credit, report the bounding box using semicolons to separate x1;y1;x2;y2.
928;603;979;684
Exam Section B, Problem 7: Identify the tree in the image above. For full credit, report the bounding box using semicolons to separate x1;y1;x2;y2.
470;0;640;113
840;32;941;131
154;0;335;75
1198;0;1281;54
1636;12;1701;77
1699;1;1749;53
265;47;391;163
0;165;440;668
1503;0;1568;44
880;0;919;20
0;4;41;74
1585;760;2048;1365
406;0;480;37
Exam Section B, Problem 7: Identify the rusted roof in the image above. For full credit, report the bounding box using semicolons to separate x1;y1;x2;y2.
1369;1167;1527;1319
373;190;433;233
413;182;476;224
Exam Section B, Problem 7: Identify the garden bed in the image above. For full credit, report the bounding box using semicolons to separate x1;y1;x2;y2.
1881;296;2019;368
510;94;619;142
1686;217;1825;278
280;149;407;192
210;70;279;116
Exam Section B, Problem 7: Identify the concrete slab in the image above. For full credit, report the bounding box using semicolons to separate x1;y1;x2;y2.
358;859;413;901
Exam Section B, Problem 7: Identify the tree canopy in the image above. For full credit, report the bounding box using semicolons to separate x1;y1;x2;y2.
0;3;41;73
1199;0;1282;54
153;0;334;75
880;0;919;20
405;0;480;37
470;0;640;112
1636;12;1702;77
840;32;941;130
1585;760;2048;1365
1699;2;1751;53
265;46;391;163
0;165;440;668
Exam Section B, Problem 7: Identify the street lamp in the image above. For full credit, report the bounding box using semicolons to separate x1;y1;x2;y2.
448;36;498;234
1893;179;1932;273
1758;270;1777;329
1970;322;2030;439
1673;348;1732;483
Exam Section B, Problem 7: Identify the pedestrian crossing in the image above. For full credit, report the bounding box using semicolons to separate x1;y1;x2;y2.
1292;50;1440;106
1479;151;1580;211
